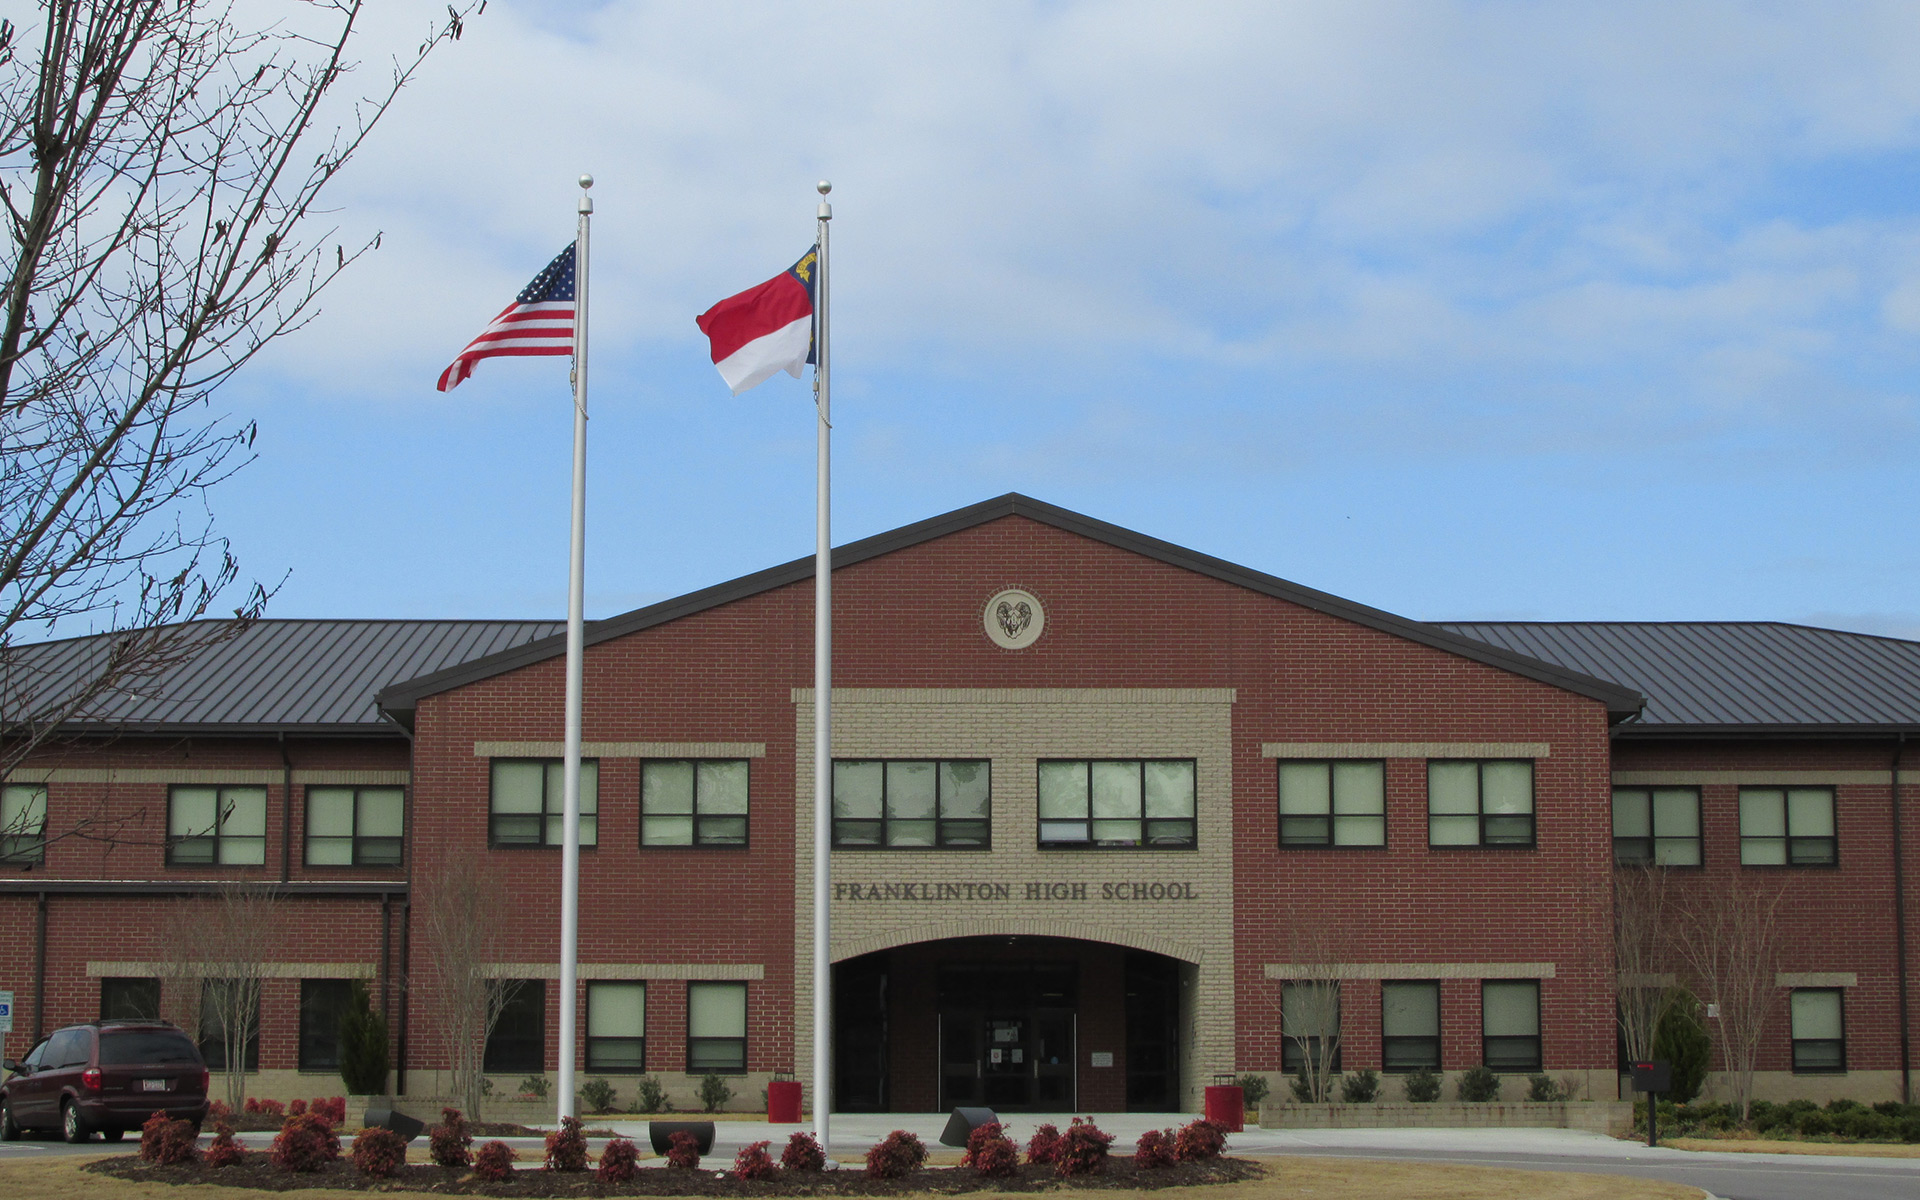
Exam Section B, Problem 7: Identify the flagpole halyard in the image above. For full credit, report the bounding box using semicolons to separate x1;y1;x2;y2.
558;173;593;1124
811;179;833;1151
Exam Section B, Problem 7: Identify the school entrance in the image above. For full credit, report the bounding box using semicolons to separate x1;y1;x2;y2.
832;936;1188;1113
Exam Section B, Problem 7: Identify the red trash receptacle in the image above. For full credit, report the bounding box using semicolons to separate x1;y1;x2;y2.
767;1079;803;1123
1203;1084;1244;1132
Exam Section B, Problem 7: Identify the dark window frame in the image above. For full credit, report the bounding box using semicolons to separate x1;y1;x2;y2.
1790;987;1847;1075
830;758;992;850
640;759;751;849
686;981;747;1075
585;981;646;1073
1;782;47;865
166;785;269;867
483;980;545;1074
1427;760;1536;849
1381;980;1442;1072
1481;979;1542;1072
1277;759;1387;849
298;979;354;1073
488;758;599;850
1280;980;1342;1074
1611;786;1703;867
1035;759;1198;849
100;977;162;1022
1739;786;1838;868
304;786;406;867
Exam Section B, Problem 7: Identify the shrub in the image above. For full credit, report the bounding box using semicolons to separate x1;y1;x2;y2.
636;1075;670;1113
1134;1129;1177;1169
338;980;391;1096
734;1140;779;1181
1527;1073;1567;1102
520;1074;550;1100
545;1115;589;1171
1055;1117;1114;1177
1403;1067;1441;1103
1172;1118;1226;1162
579;1077;617;1114
782;1131;827;1172
1835;1110;1898;1141
205;1122;247;1168
1457;1065;1501;1102
207;1099;233;1121
429;1107;473;1168
1876;1100;1911;1117
970;1133;1019;1177
1235;1073;1271;1109
1828;1097;1863;1114
1795;1110;1834;1137
666;1130;703;1169
311;1096;347;1126
597;1137;640;1182
1289;1065;1315;1103
288;1098;308;1117
270;1113;342;1172
1901;1116;1920;1144
1653;990;1712;1104
699;1073;734;1113
865;1129;927;1179
474;1141;517;1182
961;1121;1005;1166
1026;1122;1063;1164
352;1126;408;1179
140;1111;199;1165
1341;1069;1380;1103
245;1097;286;1117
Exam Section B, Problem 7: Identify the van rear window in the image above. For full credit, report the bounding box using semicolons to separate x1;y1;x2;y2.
99;1031;201;1066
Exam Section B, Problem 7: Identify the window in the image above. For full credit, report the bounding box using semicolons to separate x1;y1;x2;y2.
1037;760;1195;847
1740;787;1836;866
1428;761;1534;847
489;760;598;848
1280;981;1341;1073
833;760;990;848
687;981;747;1073
100;977;161;1021
306;787;405;866
1791;988;1845;1073
168;786;267;865
298;979;354;1072
641;760;748;847
44;1027;90;1068
1612;787;1701;866
483;980;545;1073
1278;761;1385;847
1482;980;1541;1071
1;783;46;864
586;982;646;1072
198;979;260;1071
1382;981;1441;1071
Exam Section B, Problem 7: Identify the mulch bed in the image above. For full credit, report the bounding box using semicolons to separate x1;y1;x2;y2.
86;1155;1262;1195
214;1117;554;1137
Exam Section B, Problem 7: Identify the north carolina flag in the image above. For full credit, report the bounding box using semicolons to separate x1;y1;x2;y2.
695;247;817;394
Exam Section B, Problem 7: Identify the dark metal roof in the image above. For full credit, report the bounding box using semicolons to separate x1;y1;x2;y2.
1437;622;1920;736
5;619;562;734
376;493;1647;723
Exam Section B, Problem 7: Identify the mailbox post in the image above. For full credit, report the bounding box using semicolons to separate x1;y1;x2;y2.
1629;1060;1672;1148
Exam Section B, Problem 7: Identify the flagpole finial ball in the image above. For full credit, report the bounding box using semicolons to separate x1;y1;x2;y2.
817;180;832;195
579;174;593;190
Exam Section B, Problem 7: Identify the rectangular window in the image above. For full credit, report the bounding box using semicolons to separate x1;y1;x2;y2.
1740;787;1836;866
687;981;747;1073
1428;761;1534;848
198;979;261;1071
1791;988;1845;1073
299;979;354;1072
1381;981;1441;1071
1280;981;1341;1073
586;982;646;1073
1037;760;1195;848
832;760;990;848
483;980;545;1073
489;760;598;848
100;977;162;1021
306;787;405;867
1278;761;1385;847
1612;787;1702;866
1;783;47;864
168;786;268;866
1482;980;1541;1071
641;760;748;847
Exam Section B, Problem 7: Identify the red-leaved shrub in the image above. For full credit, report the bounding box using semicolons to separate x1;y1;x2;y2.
1026;1123;1063;1165
1172;1118;1226;1162
474;1140;517;1182
205;1122;248;1168
270;1112;342;1172
864;1129;927;1179
968;1129;1019;1178
961;1122;1004;1166
544;1115;589;1171
597;1136;639;1182
352;1127;408;1178
734;1140;778;1181
1054;1117;1113;1177
206;1100;233;1122
287;1098;308;1117
781;1131;826;1172
140;1111;199;1165
245;1098;285;1117
1134;1129;1177;1169
665;1130;702;1169
311;1097;347;1126
429;1107;472;1169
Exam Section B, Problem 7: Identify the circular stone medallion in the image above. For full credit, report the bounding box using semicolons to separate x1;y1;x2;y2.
983;588;1046;650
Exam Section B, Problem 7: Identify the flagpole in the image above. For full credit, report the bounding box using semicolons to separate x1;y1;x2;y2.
811;179;833;1150
558;173;593;1123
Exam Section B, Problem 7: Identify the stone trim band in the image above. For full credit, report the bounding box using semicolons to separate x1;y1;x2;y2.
1264;962;1558;980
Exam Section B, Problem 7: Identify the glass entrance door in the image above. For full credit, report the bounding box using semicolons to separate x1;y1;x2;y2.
937;963;1077;1112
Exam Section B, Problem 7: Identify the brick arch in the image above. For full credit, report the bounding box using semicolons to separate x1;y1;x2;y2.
831;919;1200;964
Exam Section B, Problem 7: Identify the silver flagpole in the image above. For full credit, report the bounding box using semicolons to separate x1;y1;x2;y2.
558;174;593;1123
811;180;833;1150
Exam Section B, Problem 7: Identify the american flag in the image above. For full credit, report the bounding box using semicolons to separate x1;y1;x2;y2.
437;244;577;391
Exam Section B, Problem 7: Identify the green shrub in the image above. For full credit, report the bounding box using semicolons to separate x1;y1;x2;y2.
1457;1066;1501;1103
1795;1110;1834;1137
1874;1100;1910;1118
698;1073;734;1113
578;1077;616;1114
1827;1097;1863;1113
1526;1073;1566;1102
519;1074;550;1099
1403;1067;1441;1103
1900;1116;1920;1144
635;1076;669;1113
1235;1073;1271;1108
1289;1066;1315;1103
1652;990;1711;1104
1340;1069;1379;1103
337;981;390;1097
1785;1099;1818;1115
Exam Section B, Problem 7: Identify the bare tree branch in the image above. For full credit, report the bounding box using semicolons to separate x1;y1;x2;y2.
1672;873;1784;1120
160;880;279;1111
418;845;517;1120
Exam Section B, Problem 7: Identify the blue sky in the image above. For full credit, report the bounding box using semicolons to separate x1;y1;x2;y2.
209;2;1920;635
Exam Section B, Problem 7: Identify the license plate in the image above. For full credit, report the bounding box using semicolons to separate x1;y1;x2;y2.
141;1079;169;1092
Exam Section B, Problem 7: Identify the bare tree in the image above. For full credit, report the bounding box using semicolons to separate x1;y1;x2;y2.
418;847;518;1119
0;1;479;777
161;881;279;1111
1277;928;1345;1104
1672;874;1784;1120
1614;863;1681;1067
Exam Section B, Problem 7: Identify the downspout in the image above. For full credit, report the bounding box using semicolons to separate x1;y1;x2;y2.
1895;732;1912;1105
385;710;415;1097
32;891;47;1041
397;898;411;1096
279;732;294;883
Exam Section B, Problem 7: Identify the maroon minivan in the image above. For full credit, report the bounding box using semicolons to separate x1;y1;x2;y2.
1;1021;210;1142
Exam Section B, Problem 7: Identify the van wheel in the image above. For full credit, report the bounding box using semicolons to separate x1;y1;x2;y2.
62;1100;89;1144
0;1099;19;1141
